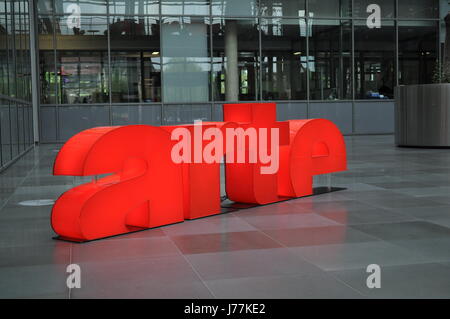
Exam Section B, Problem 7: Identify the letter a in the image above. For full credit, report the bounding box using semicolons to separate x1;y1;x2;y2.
366;264;381;289
66;264;81;289
367;4;381;29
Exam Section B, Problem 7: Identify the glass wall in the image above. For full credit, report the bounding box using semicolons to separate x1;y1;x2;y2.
55;14;109;104
0;0;34;171
309;19;352;100
354;20;396;99
213;18;259;101
34;0;448;139
162;16;210;103
260;17;307;100
110;15;160;103
37;0;445;107
398;20;438;85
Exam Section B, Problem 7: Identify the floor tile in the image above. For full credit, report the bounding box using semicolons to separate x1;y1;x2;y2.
72;236;181;263
289;241;429;271
420;196;450;205
185;248;324;280
302;200;379;213
317;207;416;225
392;186;450;198
0;205;52;221
170;231;282;255
368;181;433;189
237;212;339;230
204;274;364;299
0;264;69;299
387;238;450;262
163;214;256;236
262;225;379;247
0;219;58;248
70;256;214;299
391;205;450;220
235;201;310;217
352;221;450;241
0;241;71;267
330;263;450;298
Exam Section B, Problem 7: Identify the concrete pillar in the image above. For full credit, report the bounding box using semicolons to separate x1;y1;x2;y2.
225;20;239;102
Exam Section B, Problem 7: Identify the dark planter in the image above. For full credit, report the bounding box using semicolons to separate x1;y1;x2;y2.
395;84;450;147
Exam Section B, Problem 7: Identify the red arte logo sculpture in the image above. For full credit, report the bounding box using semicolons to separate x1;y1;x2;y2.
51;103;347;242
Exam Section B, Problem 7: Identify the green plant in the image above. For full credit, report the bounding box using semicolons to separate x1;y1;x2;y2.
432;60;450;83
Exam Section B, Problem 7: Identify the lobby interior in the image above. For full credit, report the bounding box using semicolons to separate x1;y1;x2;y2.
1;0;450;299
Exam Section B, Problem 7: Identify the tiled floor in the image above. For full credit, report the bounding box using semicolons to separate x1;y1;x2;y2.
0;135;450;299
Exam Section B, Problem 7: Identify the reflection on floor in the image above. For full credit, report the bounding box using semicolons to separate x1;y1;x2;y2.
1;135;450;299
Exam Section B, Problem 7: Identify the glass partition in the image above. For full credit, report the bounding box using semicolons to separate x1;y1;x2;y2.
260;17;307;100
34;0;449;106
55;0;107;15
110;16;160;103
162;16;211;103
308;0;351;17
109;0;159;15
398;0;439;19
212;18;259;101
398;20;438;85
309;19;352;100
353;0;395;18
354;20;396;99
260;0;305;17
162;0;209;16
55;15;109;104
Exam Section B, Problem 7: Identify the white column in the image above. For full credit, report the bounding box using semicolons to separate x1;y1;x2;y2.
225;20;239;102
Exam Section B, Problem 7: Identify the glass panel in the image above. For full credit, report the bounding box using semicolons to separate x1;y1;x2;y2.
24;103;31;146
0;99;12;164
353;0;395;18
40;52;58;104
260;17;307;100
38;15;57;104
162;16;210;103
0;2;8;96
17;103;24;152
354;20;395;99
10;100;18;157
110;16;161;102
162;0;209;16
7;0;15;98
212;18;259;101
55;15;109;104
308;0;352;17
28;104;33;145
15;0;23;100
212;0;257;16
398;0;439;19
309;20;352;100
55;0;107;15
0;1;33;165
13;0;19;99
260;0;305;17
37;0;54;14
22;0;31;101
108;0;159;15
399;21;438;85
441;1;450;82
22;103;28;147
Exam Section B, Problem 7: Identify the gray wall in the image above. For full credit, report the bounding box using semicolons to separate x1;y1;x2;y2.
40;100;394;143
